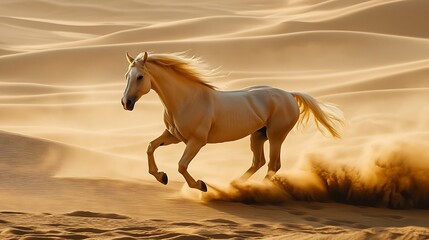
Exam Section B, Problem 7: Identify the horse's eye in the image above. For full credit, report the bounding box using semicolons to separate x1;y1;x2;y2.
137;75;143;81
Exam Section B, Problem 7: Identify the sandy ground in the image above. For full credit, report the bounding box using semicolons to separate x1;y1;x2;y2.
1;0;429;239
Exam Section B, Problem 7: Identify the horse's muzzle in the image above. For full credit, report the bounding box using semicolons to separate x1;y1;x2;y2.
121;98;135;111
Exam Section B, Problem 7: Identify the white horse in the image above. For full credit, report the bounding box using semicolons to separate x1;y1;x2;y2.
121;52;343;192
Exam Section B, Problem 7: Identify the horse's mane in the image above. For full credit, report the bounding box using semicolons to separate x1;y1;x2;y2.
136;52;217;90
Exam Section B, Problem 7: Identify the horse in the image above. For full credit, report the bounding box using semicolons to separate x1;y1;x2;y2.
121;51;344;192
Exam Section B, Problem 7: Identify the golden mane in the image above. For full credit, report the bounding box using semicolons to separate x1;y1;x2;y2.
136;52;217;90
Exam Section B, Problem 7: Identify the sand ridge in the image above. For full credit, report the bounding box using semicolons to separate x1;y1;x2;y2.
1;0;429;239
2;211;429;240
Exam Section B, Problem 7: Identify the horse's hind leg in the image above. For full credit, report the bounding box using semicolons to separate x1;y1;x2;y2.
265;139;284;180
265;122;295;180
264;94;300;179
147;129;180;185
239;127;268;181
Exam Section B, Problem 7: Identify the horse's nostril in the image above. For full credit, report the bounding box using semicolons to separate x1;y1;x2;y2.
126;99;134;110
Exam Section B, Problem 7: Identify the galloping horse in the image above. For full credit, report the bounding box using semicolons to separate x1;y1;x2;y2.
121;52;343;192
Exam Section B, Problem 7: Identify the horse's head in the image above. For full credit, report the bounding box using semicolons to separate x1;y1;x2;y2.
121;52;151;111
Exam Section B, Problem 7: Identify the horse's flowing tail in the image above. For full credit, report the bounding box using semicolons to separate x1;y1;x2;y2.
292;92;344;138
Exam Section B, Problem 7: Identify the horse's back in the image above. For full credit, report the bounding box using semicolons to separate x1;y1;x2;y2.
228;85;297;110
207;86;298;143
216;86;297;117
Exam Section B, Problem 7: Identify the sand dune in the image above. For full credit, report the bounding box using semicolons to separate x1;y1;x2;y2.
2;31;429;85
51;16;272;48
1;0;429;239
239;0;429;38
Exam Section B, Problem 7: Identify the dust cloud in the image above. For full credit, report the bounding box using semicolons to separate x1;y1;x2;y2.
202;138;429;209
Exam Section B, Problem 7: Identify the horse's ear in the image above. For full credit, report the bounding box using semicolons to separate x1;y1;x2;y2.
143;52;148;63
126;52;135;64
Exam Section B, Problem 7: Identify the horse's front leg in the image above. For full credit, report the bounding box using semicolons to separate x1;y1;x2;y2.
147;129;180;185
178;139;207;192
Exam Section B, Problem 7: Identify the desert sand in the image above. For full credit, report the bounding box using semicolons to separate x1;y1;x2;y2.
1;0;429;239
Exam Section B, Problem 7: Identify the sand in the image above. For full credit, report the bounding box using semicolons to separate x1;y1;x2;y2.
1;0;429;239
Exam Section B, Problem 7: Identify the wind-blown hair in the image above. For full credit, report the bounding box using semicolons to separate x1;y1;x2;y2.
292;92;344;138
136;52;218;89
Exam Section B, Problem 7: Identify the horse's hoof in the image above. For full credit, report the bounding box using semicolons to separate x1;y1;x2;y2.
197;180;207;192
263;175;274;182
159;172;168;185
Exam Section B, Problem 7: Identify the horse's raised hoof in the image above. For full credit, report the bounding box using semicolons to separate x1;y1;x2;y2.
157;172;168;185
196;180;207;192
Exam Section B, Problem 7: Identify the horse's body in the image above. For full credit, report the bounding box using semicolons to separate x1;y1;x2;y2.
122;52;343;192
204;86;299;143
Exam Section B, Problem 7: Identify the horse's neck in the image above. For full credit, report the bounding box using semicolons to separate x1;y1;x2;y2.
148;63;208;115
